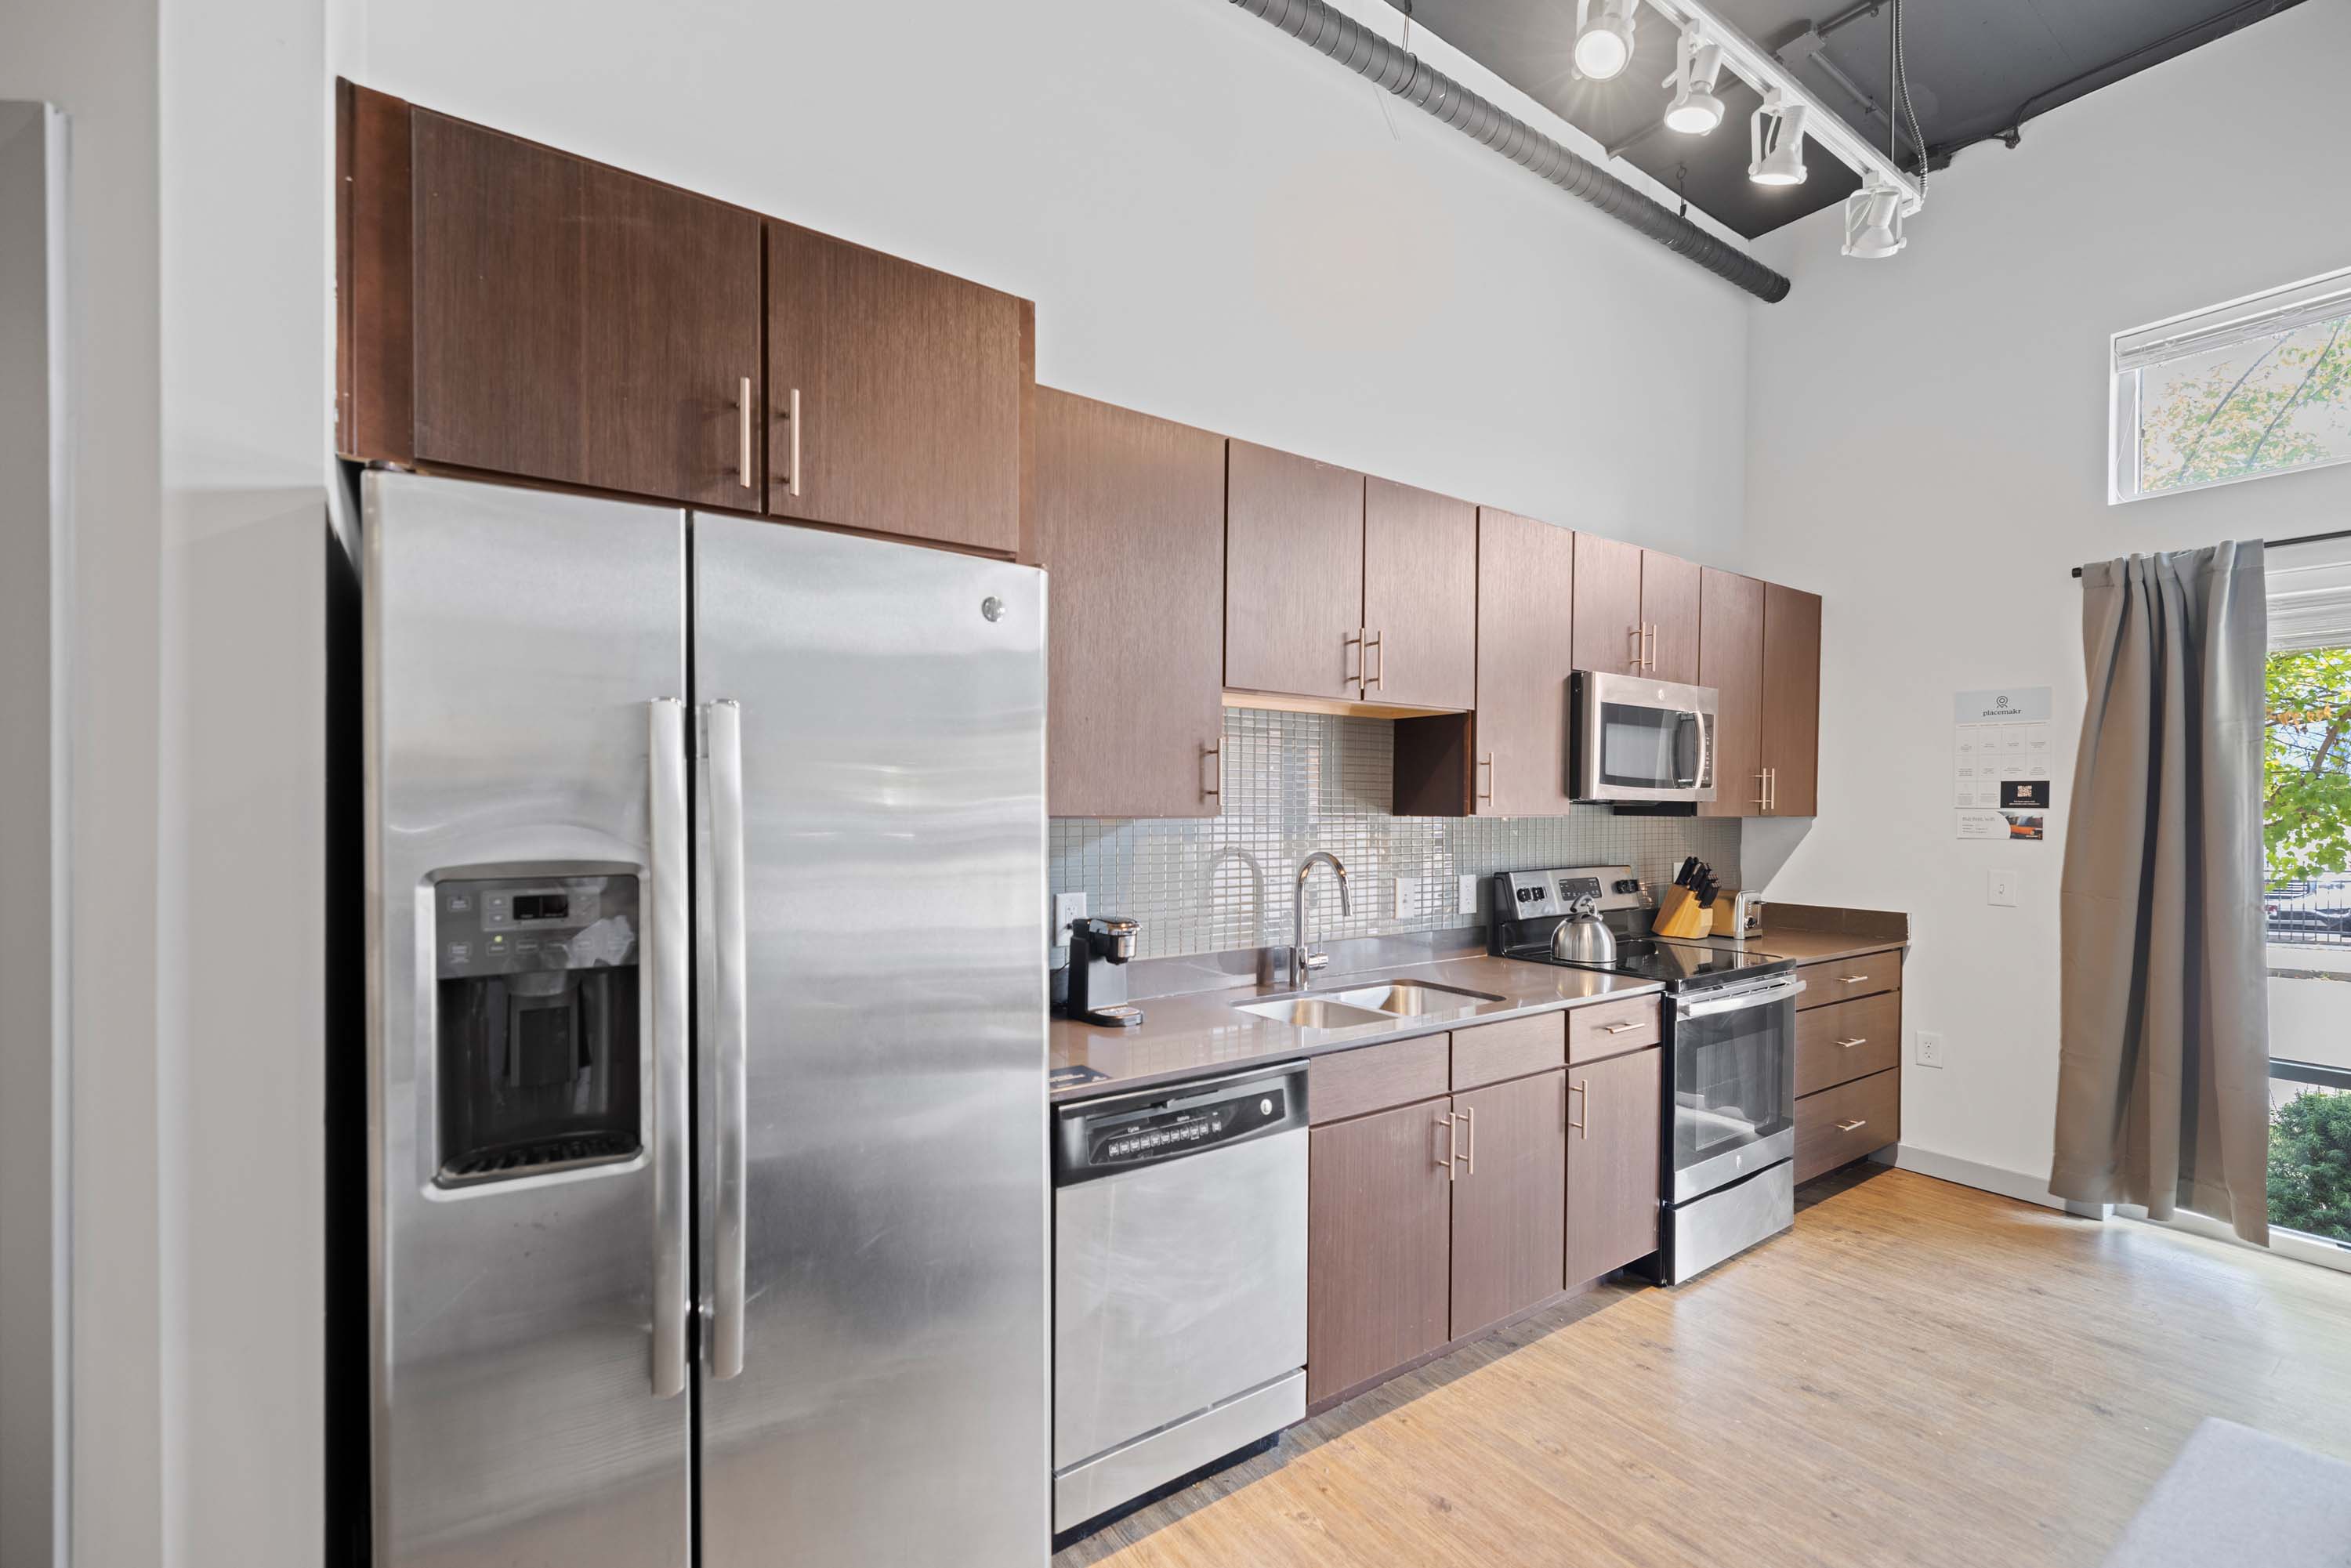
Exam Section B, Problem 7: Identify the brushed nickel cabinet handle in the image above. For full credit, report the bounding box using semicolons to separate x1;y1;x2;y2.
1768;767;1778;811
1346;628;1365;690
1836;1037;1867;1049
1202;739;1221;798
1645;624;1658;670
1367;629;1386;693
737;376;753;489
1838;974;1871;985
1603;1020;1641;1034
781;386;802;499
1437;1110;1458;1180
1755;770;1770;811
1836;1117;1869;1133
1477;752;1494;802
1628;625;1644;672
1572;1078;1590;1139
1459;1105;1476;1175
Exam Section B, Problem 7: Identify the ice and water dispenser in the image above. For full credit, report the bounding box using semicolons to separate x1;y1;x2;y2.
433;873;642;1185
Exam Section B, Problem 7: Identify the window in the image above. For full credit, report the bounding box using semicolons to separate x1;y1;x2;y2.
2111;266;2351;504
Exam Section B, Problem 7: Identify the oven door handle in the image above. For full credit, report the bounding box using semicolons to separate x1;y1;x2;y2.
1677;976;1806;1019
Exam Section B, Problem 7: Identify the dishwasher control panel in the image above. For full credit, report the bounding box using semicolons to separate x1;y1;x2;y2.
1053;1064;1308;1187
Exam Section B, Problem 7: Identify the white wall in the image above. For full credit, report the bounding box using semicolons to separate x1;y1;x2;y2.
335;0;1756;563
1742;0;2351;1198
0;2;168;1565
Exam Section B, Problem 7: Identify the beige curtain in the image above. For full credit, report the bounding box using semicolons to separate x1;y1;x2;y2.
2052;541;2270;1244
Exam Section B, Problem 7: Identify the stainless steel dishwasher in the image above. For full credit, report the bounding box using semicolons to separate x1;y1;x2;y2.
1052;1063;1309;1538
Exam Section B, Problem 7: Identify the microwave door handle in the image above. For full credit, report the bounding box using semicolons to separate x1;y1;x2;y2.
1674;709;1704;789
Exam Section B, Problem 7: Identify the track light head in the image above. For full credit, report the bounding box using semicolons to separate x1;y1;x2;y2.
1574;0;1638;81
1663;37;1725;135
1842;179;1907;258
1748;92;1809;186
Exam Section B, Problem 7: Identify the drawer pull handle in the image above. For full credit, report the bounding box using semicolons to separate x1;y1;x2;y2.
1603;1020;1643;1034
1835;1037;1867;1049
1835;1117;1869;1133
1838;973;1871;984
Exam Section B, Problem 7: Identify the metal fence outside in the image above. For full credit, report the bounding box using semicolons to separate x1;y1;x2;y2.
2268;876;2351;947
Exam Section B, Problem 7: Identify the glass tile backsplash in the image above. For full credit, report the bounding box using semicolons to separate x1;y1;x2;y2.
1049;707;1742;962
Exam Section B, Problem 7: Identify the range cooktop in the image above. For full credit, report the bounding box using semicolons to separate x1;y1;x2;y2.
1502;936;1795;991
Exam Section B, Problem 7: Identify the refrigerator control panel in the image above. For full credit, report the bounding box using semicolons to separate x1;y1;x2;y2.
434;874;639;980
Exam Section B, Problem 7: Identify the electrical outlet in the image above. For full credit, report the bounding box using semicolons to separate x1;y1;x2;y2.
1052;891;1087;939
1394;875;1419;920
1988;869;2018;907
1916;1030;1945;1069
1458;875;1478;915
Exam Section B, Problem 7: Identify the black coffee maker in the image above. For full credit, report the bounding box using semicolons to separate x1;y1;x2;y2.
1062;915;1143;1027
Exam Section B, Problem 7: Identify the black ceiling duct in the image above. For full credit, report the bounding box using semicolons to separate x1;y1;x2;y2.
1226;0;1793;303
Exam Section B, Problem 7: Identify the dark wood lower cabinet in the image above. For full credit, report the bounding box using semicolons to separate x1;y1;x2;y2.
1449;1072;1567;1337
1795;1066;1900;1184
1306;1097;1454;1405
1565;1047;1661;1285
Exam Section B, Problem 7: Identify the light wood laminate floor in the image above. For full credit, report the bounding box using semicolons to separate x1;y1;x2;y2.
1056;1166;2351;1567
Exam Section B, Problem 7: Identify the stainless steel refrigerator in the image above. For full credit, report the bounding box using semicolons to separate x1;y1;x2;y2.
362;470;1049;1567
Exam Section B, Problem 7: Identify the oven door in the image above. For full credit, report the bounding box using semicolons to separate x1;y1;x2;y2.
1670;974;1801;1202
1572;672;1717;803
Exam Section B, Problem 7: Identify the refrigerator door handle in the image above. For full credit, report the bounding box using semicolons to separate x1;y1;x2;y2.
705;699;750;1380
649;698;693;1399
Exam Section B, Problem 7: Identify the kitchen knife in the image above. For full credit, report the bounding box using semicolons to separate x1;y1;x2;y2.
1675;856;1698;888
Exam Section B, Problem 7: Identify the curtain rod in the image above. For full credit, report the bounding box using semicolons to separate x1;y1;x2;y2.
2070;527;2351;578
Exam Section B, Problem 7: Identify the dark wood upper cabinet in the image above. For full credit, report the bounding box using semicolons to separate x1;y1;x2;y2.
409;110;762;505
766;219;1028;555
1224;441;1367;702
1565;1046;1661;1285
1472;509;1576;817
1641;550;1702;686
1448;1071;1567;1338
1036;390;1226;818
1570;533;1644;677
1698;568;1765;819
1307;1098;1454;1405
1361;479;1477;711
1761;583;1823;817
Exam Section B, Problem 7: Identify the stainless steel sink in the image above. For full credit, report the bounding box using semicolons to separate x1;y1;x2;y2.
1235;978;1508;1029
1233;995;1397;1030
1328;980;1505;1016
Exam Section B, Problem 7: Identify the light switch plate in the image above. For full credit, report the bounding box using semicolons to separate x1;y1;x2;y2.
1052;891;1087;938
1916;1029;1944;1069
1394;875;1419;920
1458;875;1478;915
1987;869;2018;907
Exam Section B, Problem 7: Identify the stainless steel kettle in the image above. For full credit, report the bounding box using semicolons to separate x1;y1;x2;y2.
1552;894;1617;965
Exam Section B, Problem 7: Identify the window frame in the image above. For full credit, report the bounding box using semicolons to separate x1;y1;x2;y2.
2109;264;2351;505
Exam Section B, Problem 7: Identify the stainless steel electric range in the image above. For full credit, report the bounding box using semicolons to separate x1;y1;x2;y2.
1488;866;1802;1284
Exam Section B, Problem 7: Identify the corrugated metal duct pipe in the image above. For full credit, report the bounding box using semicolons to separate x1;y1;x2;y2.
1225;0;1795;304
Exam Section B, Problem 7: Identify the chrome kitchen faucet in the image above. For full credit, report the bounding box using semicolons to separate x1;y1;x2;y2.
1287;851;1351;987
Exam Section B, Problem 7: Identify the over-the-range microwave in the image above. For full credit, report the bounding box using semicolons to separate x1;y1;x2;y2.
1570;670;1717;805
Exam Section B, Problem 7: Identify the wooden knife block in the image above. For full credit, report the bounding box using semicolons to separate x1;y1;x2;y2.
1652;885;1712;939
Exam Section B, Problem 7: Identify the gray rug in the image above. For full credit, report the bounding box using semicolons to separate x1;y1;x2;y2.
2104;1418;2351;1566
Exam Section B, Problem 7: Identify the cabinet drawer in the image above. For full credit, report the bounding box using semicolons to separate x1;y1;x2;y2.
1794;1066;1900;1183
1451;1012;1564;1091
1794;991;1902;1098
1309;1034;1450;1125
1567;995;1661;1064
1795;952;1900;1010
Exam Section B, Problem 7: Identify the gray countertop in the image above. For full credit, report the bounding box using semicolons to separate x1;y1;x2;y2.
1048;952;1665;1104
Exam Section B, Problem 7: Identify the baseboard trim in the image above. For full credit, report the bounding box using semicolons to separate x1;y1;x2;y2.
1880;1143;2088;1215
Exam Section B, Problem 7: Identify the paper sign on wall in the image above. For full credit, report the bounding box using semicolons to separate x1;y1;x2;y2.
1954;687;2055;842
